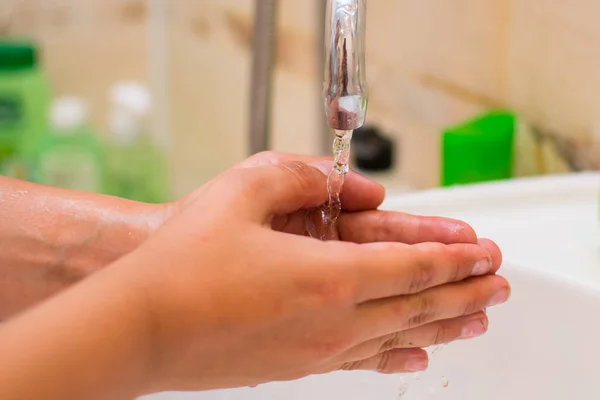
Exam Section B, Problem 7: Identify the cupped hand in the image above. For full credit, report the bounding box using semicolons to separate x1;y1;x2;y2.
123;154;509;394
229;151;502;270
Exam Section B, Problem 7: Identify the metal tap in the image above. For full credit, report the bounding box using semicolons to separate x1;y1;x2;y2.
323;0;368;131
248;0;368;154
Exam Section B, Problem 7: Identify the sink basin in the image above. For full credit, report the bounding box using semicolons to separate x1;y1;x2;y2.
142;172;600;400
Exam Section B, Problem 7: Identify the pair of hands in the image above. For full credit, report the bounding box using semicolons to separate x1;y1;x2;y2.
110;151;509;394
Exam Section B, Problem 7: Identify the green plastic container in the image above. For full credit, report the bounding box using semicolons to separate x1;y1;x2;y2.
106;137;169;203
33;97;106;193
0;40;51;178
105;82;169;203
441;111;515;187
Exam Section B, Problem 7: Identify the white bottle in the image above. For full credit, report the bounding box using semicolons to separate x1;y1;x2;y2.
106;82;168;203
108;82;150;145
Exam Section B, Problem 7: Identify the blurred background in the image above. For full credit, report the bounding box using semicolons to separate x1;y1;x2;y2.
0;0;599;202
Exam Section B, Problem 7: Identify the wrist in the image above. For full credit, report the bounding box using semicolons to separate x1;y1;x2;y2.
0;192;170;319
68;199;169;276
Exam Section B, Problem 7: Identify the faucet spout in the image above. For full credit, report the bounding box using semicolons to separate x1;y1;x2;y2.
323;0;368;131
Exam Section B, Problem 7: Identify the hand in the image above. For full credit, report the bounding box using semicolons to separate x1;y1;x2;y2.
119;156;509;393
228;152;502;257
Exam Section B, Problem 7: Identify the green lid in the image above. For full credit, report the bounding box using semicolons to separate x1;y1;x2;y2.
441;110;515;187
0;40;37;71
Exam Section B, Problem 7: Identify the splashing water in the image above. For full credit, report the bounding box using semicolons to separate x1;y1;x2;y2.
306;129;353;240
441;376;449;388
397;344;448;399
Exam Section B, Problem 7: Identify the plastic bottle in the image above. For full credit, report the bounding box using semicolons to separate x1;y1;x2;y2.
441;111;515;186
105;82;169;203
32;96;105;193
0;39;51;179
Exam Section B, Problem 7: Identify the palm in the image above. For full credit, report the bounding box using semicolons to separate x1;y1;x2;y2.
198;152;492;250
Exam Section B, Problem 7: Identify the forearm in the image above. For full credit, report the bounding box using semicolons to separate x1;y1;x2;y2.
0;256;154;400
0;176;166;318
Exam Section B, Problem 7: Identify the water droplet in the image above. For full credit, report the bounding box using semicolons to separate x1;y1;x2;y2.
398;377;409;398
441;376;449;388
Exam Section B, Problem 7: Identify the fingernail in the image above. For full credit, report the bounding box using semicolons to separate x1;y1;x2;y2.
406;354;428;372
472;258;492;276
460;320;486;339
309;161;332;175
487;289;510;307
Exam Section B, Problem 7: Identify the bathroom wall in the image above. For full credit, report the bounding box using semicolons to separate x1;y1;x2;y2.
2;0;599;196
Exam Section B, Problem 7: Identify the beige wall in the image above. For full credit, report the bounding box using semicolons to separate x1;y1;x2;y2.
3;0;598;197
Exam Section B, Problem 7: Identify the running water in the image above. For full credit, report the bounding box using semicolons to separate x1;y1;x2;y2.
398;344;448;399
306;129;353;240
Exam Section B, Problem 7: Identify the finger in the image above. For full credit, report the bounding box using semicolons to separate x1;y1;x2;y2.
233;161;329;220
235;151;332;169
347;242;493;302
337;210;478;245
337;348;428;374
356;275;510;341
337;312;487;363
236;151;385;211
478;238;503;273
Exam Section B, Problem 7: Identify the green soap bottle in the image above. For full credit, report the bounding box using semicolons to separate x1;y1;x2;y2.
105;82;169;203
441;111;515;187
0;40;51;179
33;97;105;193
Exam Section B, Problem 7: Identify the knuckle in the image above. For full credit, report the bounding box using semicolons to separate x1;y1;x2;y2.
302;272;357;308
446;247;465;282
407;262;435;293
279;160;311;176
407;295;435;328
462;294;482;316
340;360;363;371
373;212;393;242
416;241;446;255
376;351;392;373
432;324;451;345
448;258;465;282
277;161;316;191
253;150;280;164
379;332;405;353
311;336;348;358
408;243;447;293
450;259;462;283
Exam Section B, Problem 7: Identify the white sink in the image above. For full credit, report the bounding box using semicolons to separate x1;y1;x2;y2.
142;173;600;400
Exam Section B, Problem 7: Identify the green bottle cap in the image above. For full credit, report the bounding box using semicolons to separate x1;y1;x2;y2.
441;110;515;186
0;40;37;71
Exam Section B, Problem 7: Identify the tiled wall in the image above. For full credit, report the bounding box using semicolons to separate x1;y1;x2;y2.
3;0;598;197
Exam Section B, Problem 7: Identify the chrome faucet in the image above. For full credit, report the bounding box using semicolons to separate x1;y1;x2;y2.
323;0;368;132
248;0;368;154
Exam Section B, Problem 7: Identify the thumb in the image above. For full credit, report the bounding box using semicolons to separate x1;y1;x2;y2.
236;161;330;220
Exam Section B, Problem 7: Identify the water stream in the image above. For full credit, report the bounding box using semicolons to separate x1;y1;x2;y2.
306;129;353;240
